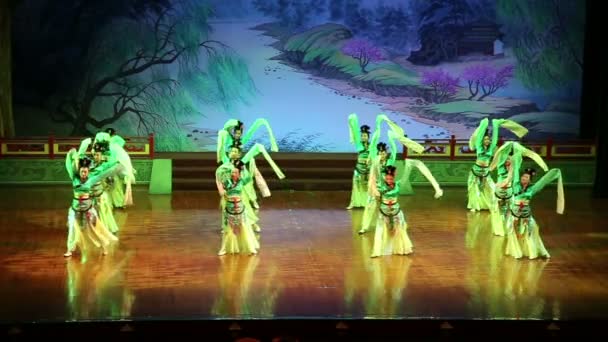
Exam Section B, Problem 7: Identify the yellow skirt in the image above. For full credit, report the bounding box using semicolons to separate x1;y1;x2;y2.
467;171;495;211
490;196;511;237
505;215;550;259
66;207;118;255
359;196;378;233
371;211;413;257
218;210;260;256
96;193;119;234
348;172;368;208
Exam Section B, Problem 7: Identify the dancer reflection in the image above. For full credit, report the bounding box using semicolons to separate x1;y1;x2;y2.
66;253;135;320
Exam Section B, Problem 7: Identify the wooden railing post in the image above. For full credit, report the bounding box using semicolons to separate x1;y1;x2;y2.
402;143;408;160
546;137;553;160
449;135;456;160
149;133;155;159
48;133;55;159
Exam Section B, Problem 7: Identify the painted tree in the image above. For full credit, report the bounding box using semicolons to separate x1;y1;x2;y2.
421;69;459;103
39;0;253;136
461;64;514;101
497;0;585;90
340;39;385;74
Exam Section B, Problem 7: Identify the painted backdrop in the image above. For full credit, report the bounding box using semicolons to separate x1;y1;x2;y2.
11;0;585;152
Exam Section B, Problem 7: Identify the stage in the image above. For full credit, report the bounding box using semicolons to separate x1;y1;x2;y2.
1;186;608;330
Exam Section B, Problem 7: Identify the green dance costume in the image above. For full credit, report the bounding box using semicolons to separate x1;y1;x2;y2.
359;119;425;234
217;118;279;210
216;144;285;256
504;162;564;259
489;141;547;236
370;165;442;258
467;118;528;211
64;149;121;258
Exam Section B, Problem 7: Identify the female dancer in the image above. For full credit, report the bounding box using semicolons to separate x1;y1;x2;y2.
359;130;425;234
217;118;279;209
346;113;372;209
215;144;285;239
217;142;284;233
504;162;564;259
467;118;527;211
370;165;442;258
489;141;548;236
216;160;260;256
91;133;136;233
105;128;135;208
64;149;120;257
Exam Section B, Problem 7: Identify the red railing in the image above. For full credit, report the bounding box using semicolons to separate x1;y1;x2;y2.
0;134;155;159
401;135;596;160
0;133;596;160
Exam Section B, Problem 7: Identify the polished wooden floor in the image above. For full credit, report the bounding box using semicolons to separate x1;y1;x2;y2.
1;186;608;323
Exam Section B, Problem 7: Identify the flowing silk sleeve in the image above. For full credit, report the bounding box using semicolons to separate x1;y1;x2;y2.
242;143;285;179
387;130;398;165
510;144;525;191
513;142;549;172
367;157;380;196
407;159;443;198
368;115;384;160
65;149;77;180
110;135;126;148
391;131;424;154
249;158;271;198
222;119;240;131
83;162;122;187
240;169;254;186
376;114;405;137
469;118;489;151
110;143;136;184
348;113;361;149
489;141;513;171
216;129;229;163
77;138;92;156
529;168;564;214
500;119;528;138
368;131;380;162
242;118;279;152
489;118;502;155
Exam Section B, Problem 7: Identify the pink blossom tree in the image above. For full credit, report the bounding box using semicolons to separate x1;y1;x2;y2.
421;69;459;103
341;39;385;73
461;64;514;101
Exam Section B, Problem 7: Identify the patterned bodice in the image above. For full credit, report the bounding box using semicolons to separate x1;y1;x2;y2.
472;147;493;177
71;180;94;212
356;145;370;175
223;175;251;215
510;185;533;218
378;181;400;217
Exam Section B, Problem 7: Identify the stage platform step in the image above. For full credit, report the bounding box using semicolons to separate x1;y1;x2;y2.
172;155;357;190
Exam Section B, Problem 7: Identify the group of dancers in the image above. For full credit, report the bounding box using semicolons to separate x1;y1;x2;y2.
63;129;136;258
63;114;564;262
